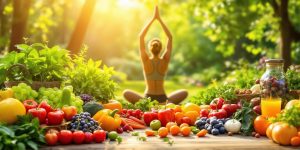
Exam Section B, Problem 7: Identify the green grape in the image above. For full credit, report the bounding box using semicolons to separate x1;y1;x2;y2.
18;83;27;88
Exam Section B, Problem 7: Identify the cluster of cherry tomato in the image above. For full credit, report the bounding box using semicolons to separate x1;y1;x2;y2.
23;100;77;125
120;109;143;119
200;98;240;119
45;129;107;145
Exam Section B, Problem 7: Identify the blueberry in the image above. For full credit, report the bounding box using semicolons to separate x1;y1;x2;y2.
84;124;88;128
211;128;219;135
205;123;210;129
199;125;205;130
219;118;225;124
213;123;221;129
210;119;219;126
207;125;212;133
83;128;87;132
219;127;226;134
206;118;211;124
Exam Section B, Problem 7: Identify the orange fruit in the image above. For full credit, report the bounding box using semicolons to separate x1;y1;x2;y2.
254;116;271;136
145;130;156;136
266;122;281;140
272;123;298;145
196;129;208;137
181;126;191;137
175;112;184;125
170;125;180;136
298;132;300;137
184;111;199;124
180;123;189;128
166;122;177;132
291;136;300;147
158;127;168;138
174;105;182;113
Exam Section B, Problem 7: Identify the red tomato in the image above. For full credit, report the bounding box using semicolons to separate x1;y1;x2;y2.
62;106;77;121
181;117;192;125
72;131;85;144
58;130;72;145
200;109;209;117
222;104;233;116
210;98;225;110
218;109;228;118
47;110;64;125
45;132;58;146
23;100;38;112
231;104;239;112
84;132;94;143
28;108;47;124
39;100;54;113
93;130;106;143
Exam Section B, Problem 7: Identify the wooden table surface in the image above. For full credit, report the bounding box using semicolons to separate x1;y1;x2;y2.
41;129;298;150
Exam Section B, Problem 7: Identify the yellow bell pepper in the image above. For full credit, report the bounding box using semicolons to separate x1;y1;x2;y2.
103;100;122;112
93;109;121;131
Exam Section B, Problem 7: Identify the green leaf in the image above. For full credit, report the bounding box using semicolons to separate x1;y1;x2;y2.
26;141;38;150
16;142;26;150
0;126;14;137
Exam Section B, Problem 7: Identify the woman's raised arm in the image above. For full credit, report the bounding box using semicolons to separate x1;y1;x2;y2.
156;6;172;61
139;12;155;61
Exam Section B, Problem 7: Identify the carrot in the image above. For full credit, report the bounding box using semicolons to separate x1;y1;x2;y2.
128;116;146;125
121;118;127;126
196;129;208;137
122;118;146;129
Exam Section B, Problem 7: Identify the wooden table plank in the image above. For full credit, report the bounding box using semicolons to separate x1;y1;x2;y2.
41;129;298;150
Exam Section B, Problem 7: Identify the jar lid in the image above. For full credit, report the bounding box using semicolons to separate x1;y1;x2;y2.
265;59;284;64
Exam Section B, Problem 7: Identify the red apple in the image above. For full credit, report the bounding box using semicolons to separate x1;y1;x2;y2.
62;106;77;121
39;100;54;113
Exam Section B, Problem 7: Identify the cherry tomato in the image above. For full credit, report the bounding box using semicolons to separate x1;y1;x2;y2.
28;108;47;124
200;109;209;117
23;100;38;112
84;132;94;143
38;100;54;113
93;130;106;143
45;132;58;146
73;131;85;144
47;110;64;125
58;130;72;145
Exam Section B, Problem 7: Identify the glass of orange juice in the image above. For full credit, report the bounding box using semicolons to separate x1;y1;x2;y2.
261;97;281;117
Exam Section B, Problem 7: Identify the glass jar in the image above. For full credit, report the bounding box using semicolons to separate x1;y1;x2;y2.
260;59;287;117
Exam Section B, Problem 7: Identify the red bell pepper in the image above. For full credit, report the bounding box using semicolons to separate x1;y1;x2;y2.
158;109;175;126
143;112;158;126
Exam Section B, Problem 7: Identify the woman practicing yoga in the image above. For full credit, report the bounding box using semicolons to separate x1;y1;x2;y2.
123;6;188;104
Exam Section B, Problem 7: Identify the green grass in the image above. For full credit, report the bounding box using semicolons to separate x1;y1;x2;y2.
115;80;200;101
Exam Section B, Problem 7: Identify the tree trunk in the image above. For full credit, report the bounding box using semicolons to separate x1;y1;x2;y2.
279;0;292;70
67;0;96;55
9;0;31;52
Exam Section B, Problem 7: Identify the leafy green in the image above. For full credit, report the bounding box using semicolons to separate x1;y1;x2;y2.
137;136;147;142
131;131;139;136
65;48;118;102
134;98;160;112
162;137;174;146
286;68;300;90
0;115;45;150
190;83;237;105
270;103;300;127
0;43;71;84
233;101;257;136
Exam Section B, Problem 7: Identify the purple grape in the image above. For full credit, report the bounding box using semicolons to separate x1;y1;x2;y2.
80;94;94;104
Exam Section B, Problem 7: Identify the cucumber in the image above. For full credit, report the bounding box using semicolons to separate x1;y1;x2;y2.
59;86;72;107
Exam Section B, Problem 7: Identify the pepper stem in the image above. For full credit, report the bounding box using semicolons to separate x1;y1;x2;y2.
109;109;119;117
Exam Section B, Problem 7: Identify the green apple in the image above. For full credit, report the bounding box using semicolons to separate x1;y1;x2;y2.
150;120;161;130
